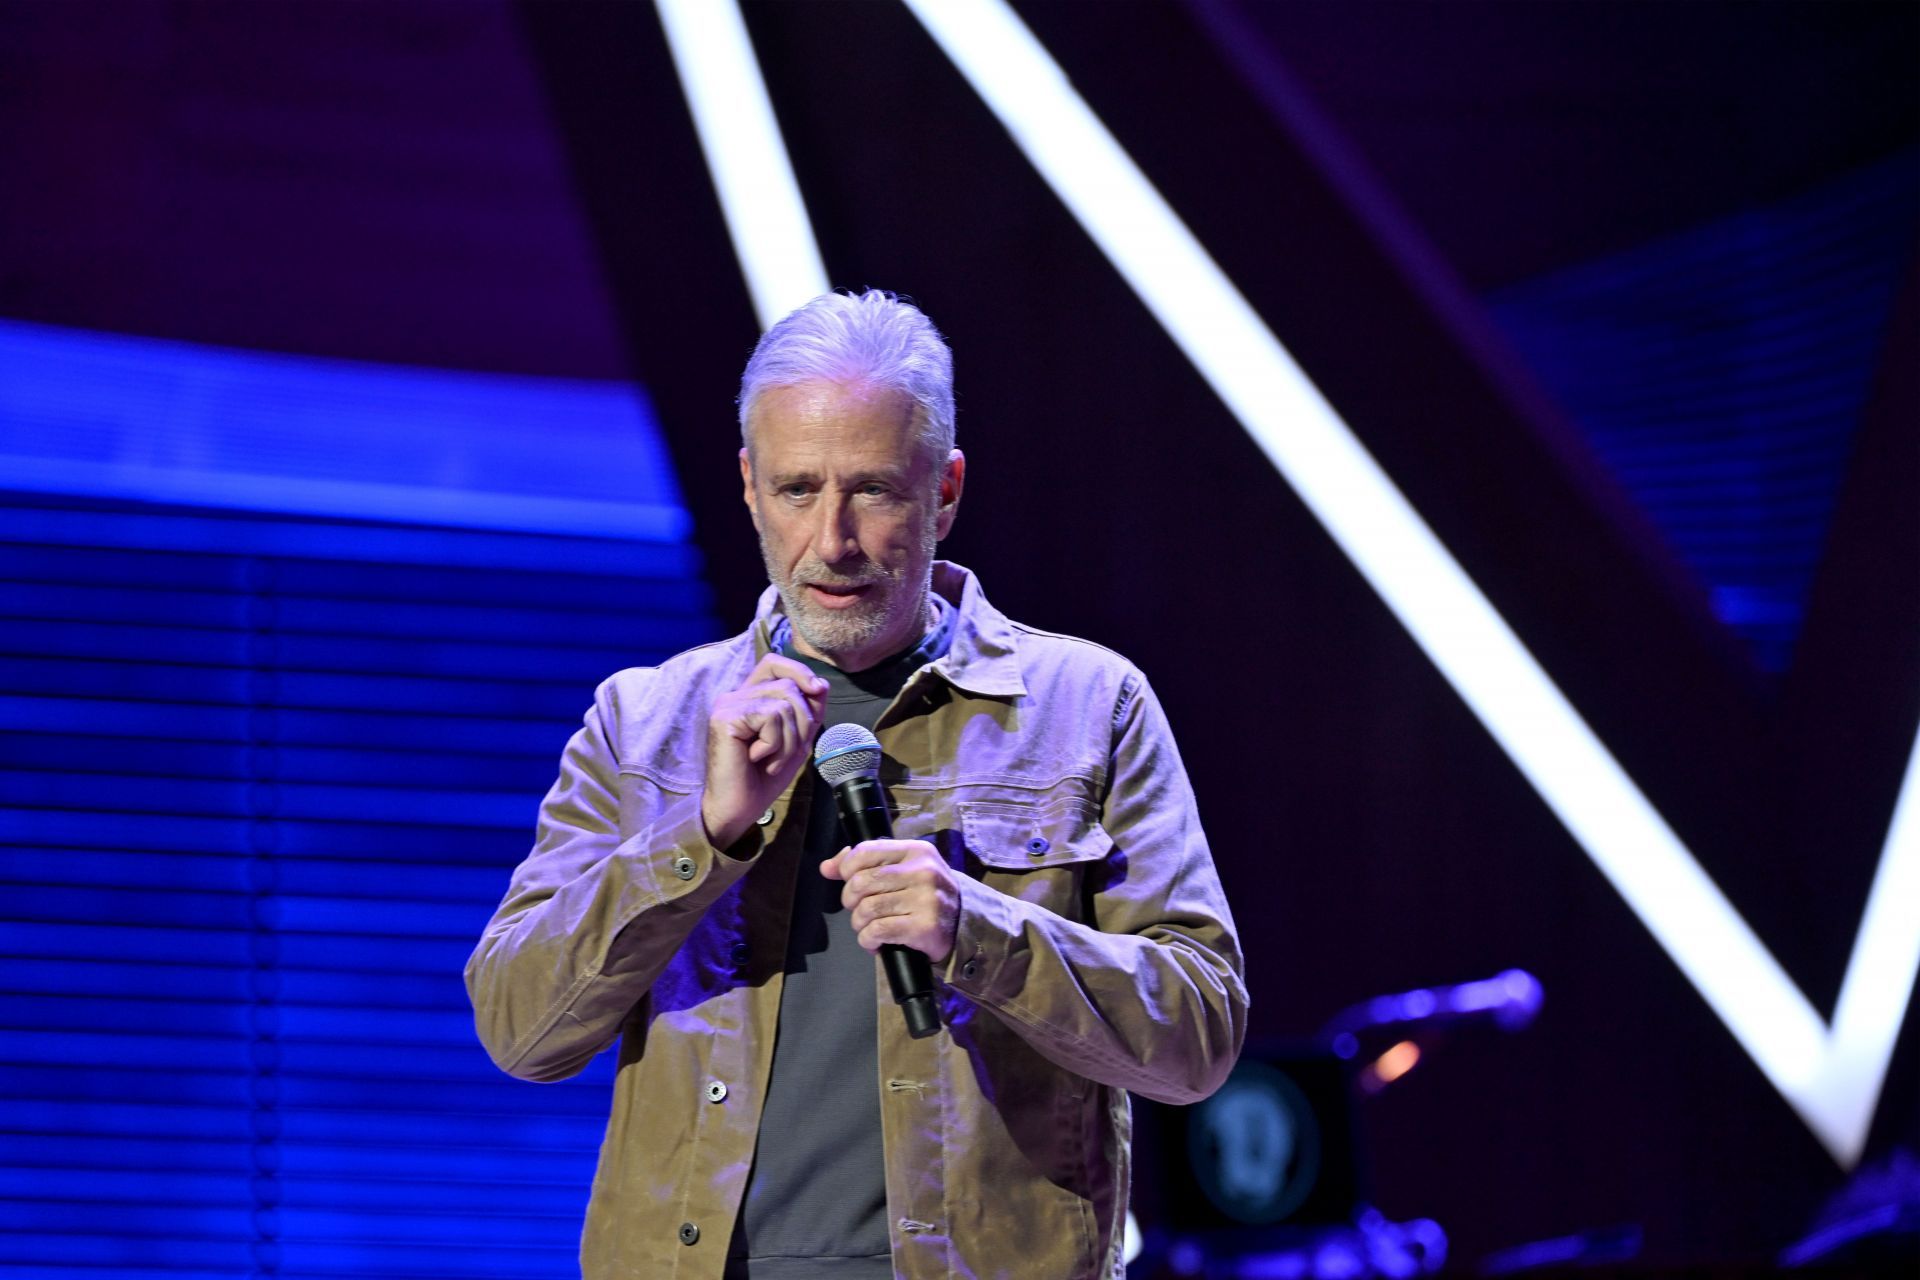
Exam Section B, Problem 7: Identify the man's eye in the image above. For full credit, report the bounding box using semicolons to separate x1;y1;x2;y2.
857;483;891;498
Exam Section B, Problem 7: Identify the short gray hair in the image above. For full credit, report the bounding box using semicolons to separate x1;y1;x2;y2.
738;290;955;462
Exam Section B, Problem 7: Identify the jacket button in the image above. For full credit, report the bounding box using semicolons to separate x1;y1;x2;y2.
757;806;776;826
678;1222;700;1245
961;960;979;980
730;942;750;966
671;855;696;880
704;1080;728;1103
1026;836;1050;856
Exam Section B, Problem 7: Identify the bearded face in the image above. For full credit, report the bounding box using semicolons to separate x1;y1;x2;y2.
741;379;963;673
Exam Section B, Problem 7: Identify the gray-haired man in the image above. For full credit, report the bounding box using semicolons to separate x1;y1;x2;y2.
467;290;1246;1279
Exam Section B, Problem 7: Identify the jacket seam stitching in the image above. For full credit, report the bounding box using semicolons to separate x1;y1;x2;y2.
498;960;604;1075
982;986;1198;1097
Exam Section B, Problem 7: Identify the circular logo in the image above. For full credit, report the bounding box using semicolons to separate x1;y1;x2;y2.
1187;1061;1320;1224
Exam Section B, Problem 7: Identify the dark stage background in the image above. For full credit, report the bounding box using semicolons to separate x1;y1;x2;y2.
1;1;1915;1275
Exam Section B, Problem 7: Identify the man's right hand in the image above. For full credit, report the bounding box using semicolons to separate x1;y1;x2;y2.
701;654;830;852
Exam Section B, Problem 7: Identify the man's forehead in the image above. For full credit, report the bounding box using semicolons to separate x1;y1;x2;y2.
746;379;931;470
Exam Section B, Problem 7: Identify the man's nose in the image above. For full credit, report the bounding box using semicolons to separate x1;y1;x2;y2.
812;492;859;563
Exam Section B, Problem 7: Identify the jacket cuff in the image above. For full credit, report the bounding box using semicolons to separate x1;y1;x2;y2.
616;792;759;923
942;872;1028;998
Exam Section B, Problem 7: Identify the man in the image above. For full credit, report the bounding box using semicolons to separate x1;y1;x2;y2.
466;291;1246;1279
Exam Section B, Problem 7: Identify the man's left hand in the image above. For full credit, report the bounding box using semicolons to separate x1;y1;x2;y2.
820;840;960;965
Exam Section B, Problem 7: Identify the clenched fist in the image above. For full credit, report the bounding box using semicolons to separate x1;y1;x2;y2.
701;654;829;851
821;840;960;965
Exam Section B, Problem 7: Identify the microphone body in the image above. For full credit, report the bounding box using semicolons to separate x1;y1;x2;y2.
816;729;941;1039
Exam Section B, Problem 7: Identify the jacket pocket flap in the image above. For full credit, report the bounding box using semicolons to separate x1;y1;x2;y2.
959;802;1113;870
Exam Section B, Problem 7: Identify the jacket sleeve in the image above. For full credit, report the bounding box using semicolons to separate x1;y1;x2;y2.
941;669;1248;1104
463;674;757;1082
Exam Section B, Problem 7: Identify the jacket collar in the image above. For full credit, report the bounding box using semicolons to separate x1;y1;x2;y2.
748;560;1027;699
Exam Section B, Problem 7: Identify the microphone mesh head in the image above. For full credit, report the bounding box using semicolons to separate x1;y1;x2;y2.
813;723;882;787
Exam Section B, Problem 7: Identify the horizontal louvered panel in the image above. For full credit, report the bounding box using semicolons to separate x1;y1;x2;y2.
0;1030;254;1071
0;1098;602;1153
2;584;707;655
275;1141;597;1182
0;1134;257;1172
0;694;257;741
0;694;572;754
276;968;479;1009
0;656;593;719
0;501;702;576
3;581;258;629
0;810;531;862
0;1231;256;1269
215;1043;516;1081
3;487;704;1273
0;775;539;829
5;957;252;1001
3;921;260;965
0;618;257;667
0;1065;253;1107
0;1040;531;1085
265;900;496;939
0;1166;255;1206
276;1244;577;1280
0;617;647;686
0;655;260;704
0;544;258;592
278;1178;589;1215
259;708;573;754
4;849;527;905
0;1167;593;1219
0;542;709;613
276;859;531;903
268;1210;584;1248
2;1100;259;1141
3;1206;256;1243
4;994;265;1037
0;735;553;789
1;1274;253;1280
0;738;551;789
4;884;262;929
3;847;259;893
274;1005;480;1044
0;1059;599;1120
274;933;483;976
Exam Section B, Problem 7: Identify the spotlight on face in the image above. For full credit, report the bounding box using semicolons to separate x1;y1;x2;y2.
742;378;962;672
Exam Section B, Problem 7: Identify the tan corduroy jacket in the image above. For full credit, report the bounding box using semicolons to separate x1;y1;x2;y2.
465;563;1247;1279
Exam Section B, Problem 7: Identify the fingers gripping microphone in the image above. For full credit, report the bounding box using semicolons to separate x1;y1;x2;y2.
813;724;941;1039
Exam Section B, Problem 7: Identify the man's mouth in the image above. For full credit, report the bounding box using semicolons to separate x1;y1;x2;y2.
804;582;875;609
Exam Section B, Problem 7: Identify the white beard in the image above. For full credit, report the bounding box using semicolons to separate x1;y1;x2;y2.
761;519;938;668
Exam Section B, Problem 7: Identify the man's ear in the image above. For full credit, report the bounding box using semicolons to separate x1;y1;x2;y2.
935;449;966;539
739;447;757;522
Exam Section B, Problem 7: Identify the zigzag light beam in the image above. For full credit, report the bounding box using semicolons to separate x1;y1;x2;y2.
899;0;1917;1167
655;0;830;329
661;0;1920;1165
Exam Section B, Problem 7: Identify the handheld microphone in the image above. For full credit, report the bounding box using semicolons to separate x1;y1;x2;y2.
813;724;941;1039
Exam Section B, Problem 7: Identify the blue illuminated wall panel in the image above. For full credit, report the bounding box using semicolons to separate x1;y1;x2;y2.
1487;149;1919;672
0;324;720;1276
0;497;716;1277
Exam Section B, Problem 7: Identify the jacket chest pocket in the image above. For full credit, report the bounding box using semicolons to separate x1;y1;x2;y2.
957;801;1114;923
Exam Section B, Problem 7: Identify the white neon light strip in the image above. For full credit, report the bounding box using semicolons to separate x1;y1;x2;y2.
899;0;1918;1166
655;0;830;328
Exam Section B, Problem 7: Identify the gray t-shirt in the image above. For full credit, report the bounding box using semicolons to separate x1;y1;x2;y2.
726;601;955;1279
